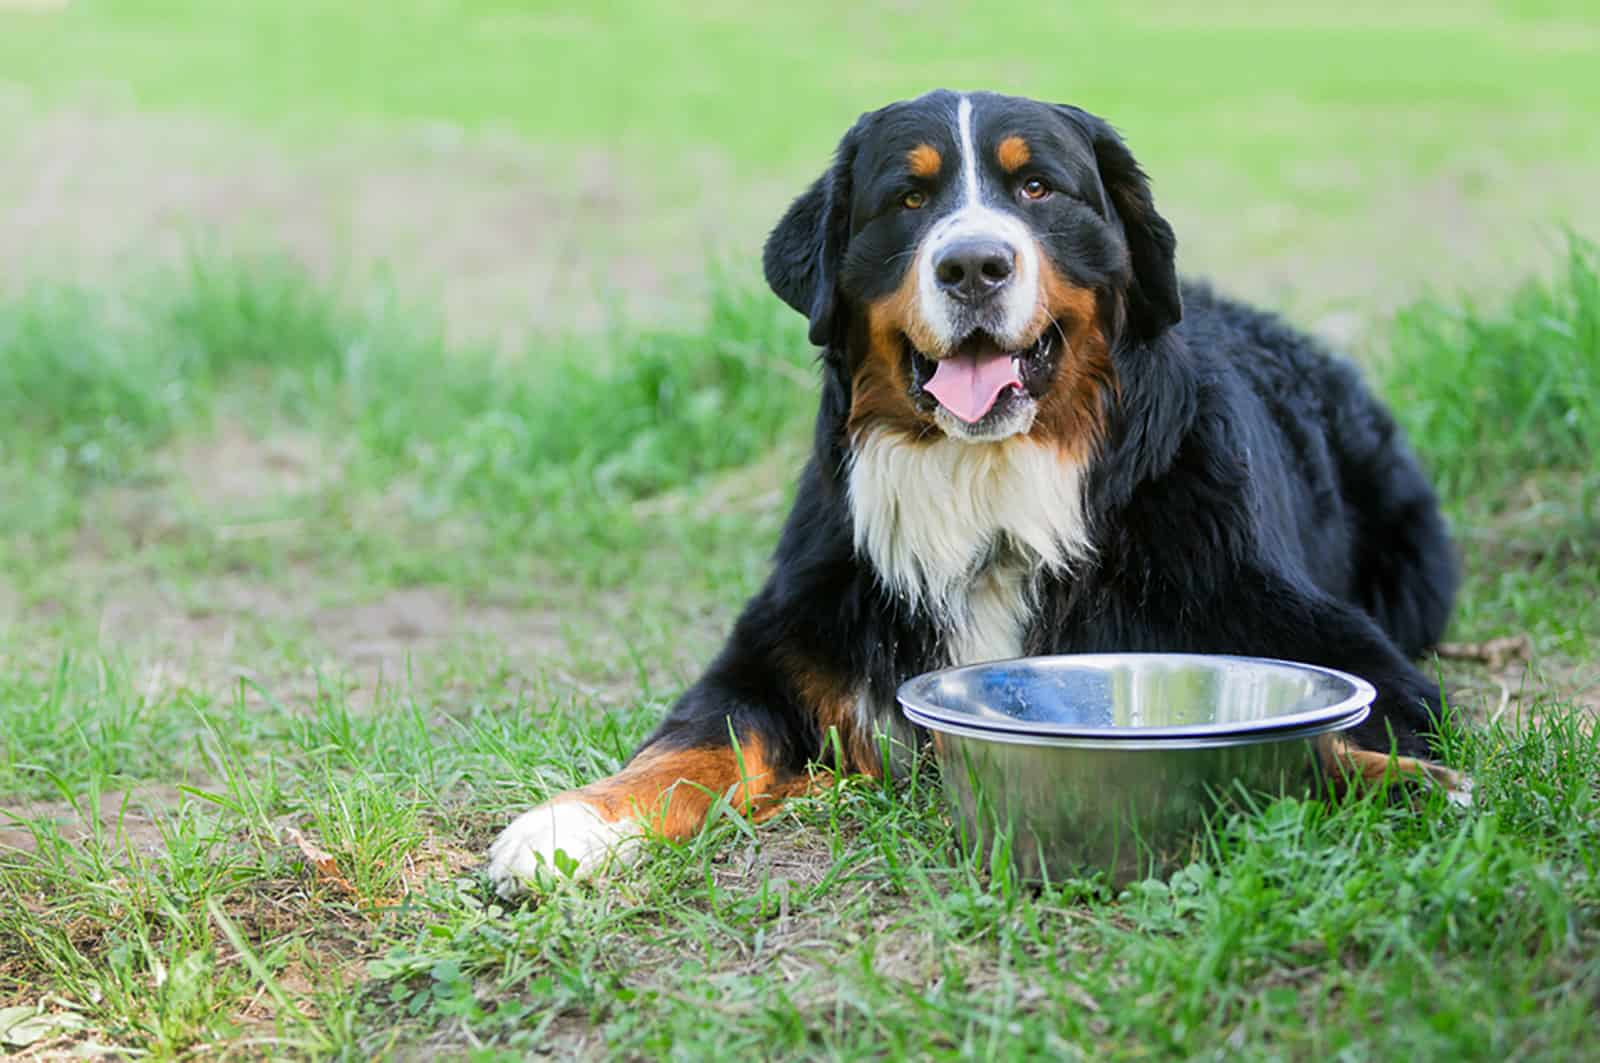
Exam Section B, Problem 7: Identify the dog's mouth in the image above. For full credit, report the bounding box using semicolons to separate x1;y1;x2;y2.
907;329;1056;425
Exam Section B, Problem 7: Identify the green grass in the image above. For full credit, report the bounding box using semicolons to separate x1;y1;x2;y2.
4;5;1598;1056
3;668;1597;1057
6;1;1599;183
4;1;1599;337
1;242;1598;1058
1382;239;1600;655
1386;239;1600;505
0;257;810;589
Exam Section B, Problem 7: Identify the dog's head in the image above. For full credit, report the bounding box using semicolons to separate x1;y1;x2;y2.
766;90;1179;447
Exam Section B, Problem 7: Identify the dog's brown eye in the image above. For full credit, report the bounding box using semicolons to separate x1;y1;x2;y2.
902;190;927;210
1021;178;1051;201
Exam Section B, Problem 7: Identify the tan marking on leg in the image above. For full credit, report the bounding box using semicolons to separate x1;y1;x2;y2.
1316;734;1472;805
579;736;827;839
784;651;882;777
488;736;836;898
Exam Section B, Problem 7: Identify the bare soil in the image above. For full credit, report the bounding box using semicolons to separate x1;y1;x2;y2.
0;784;188;856
0;96;763;344
6;95;1597;349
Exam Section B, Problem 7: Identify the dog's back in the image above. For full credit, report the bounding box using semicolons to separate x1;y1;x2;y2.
1174;282;1457;655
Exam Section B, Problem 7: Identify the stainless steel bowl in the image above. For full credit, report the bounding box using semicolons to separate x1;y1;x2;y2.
898;654;1374;884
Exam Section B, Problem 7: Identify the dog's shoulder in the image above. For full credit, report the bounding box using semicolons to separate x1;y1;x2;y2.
1174;280;1367;409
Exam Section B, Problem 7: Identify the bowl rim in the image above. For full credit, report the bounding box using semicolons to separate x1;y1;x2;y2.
896;653;1378;746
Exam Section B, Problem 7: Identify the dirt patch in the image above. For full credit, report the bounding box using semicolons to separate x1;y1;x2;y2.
0;96;754;344
312;586;480;666
40;503;692;709
1171;152;1600;338
73;570;628;709
171;424;326;511
709;821;845;901
395;831;479;895
46;512;724;727
4;88;1598;352
63;423;334;556
83;567;299;689
1442;652;1600;728
0;784;189;856
0;582;18;631
307;585;589;696
29;411;663;705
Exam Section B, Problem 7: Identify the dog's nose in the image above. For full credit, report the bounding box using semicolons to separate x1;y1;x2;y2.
933;238;1016;303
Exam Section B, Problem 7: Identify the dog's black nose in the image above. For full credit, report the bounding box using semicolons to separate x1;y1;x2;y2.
933;238;1016;303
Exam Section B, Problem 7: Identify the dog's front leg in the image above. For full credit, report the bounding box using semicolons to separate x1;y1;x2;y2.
487;725;820;899
1186;562;1471;802
487;656;833;899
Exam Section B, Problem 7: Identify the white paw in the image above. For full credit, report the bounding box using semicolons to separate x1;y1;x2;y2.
486;798;644;899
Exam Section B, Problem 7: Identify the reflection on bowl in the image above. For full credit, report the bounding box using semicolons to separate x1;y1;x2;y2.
898;654;1374;884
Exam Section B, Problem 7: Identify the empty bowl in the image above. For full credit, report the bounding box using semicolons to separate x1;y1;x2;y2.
897;653;1374;884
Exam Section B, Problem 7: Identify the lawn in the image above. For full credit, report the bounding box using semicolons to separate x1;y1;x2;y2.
4;1;1600;331
2;1;1599;1059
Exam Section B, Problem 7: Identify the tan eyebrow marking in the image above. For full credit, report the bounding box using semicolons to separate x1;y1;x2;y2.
997;135;1031;173
907;143;942;178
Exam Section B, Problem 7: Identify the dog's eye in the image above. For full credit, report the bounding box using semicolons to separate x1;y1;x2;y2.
1020;178;1052;201
901;190;927;210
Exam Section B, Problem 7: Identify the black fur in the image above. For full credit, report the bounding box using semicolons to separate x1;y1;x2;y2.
646;91;1457;775
763;118;862;349
1055;105;1182;342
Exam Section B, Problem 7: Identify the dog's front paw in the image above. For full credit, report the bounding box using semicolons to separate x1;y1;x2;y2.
1354;671;1445;757
486;798;643;900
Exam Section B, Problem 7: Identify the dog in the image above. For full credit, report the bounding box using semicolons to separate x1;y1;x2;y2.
489;90;1462;898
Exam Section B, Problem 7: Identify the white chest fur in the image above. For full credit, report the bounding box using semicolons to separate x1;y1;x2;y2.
847;429;1094;665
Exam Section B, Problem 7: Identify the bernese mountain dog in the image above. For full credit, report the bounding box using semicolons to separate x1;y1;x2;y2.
489;90;1463;898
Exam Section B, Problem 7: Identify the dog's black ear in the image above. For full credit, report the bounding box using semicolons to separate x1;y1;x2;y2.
764;119;863;348
1058;107;1181;342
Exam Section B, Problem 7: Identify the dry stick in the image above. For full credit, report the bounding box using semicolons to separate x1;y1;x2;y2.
1489;681;1514;727
1435;635;1533;673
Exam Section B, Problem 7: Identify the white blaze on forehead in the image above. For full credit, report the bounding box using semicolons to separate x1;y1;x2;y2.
915;94;1041;354
958;95;980;205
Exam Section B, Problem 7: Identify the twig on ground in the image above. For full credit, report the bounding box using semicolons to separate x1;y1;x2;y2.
1489;681;1514;726
1436;635;1533;673
283;826;360;901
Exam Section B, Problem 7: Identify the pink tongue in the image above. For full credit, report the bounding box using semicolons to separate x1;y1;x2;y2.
924;353;1022;423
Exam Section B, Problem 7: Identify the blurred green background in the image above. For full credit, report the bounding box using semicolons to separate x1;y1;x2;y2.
4;0;1597;339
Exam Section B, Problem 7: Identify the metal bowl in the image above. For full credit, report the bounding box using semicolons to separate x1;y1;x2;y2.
897;654;1374;884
